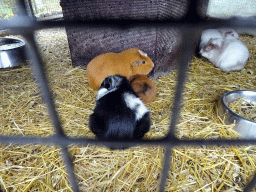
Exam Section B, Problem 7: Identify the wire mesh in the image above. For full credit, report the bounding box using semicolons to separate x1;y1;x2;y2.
0;0;256;192
0;0;18;19
0;0;63;20
30;0;63;20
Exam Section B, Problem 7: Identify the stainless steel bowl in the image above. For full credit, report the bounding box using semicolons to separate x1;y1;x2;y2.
0;37;27;68
217;90;256;139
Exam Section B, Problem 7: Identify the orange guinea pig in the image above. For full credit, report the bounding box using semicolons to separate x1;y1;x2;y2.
86;48;154;90
130;75;157;104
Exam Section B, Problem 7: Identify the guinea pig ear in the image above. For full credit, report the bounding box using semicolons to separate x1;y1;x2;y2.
225;31;237;39
225;31;239;39
225;31;233;37
138;50;148;58
210;38;222;49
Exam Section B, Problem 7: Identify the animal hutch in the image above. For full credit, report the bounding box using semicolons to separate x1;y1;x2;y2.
0;0;256;191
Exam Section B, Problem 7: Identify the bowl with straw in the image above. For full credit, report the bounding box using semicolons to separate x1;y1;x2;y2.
217;90;256;139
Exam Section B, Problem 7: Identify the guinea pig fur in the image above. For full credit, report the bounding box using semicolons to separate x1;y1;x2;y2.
130;75;157;104
200;29;223;50
200;38;249;71
89;75;151;140
217;28;239;40
199;28;239;51
86;48;154;91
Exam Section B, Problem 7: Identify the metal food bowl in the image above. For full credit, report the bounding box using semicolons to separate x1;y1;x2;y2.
0;37;27;68
217;90;256;139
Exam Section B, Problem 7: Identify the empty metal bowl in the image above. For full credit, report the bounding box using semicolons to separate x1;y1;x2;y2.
217;90;256;139
0;37;27;68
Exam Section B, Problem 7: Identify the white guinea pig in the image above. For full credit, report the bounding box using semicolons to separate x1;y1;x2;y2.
217;28;239;40
89;75;151;140
200;29;223;50
200;28;239;50
200;38;249;71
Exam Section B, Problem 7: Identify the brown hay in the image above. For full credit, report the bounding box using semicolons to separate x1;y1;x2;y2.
0;28;256;191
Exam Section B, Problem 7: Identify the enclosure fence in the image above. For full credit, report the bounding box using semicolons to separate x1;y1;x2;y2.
0;0;256;192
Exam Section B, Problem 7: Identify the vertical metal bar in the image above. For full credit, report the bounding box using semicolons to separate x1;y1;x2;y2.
166;0;202;139
159;146;172;192
23;32;66;137
243;174;256;192
24;31;79;191
162;0;202;187
25;0;36;19
166;28;201;138
61;146;79;192
16;0;29;16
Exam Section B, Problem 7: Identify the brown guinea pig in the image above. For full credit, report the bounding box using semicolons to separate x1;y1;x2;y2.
130;75;157;104
86;48;154;90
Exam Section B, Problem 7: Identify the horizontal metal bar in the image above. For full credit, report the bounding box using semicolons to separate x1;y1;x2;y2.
0;16;255;32
1;135;256;148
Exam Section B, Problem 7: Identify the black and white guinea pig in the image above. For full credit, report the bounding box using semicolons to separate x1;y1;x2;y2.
89;75;151;140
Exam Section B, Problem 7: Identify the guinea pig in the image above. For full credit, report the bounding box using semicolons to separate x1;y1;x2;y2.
200;29;223;50
130;75;157;104
200;38;249;71
86;48;154;90
89;75;151;140
217;28;239;40
199;28;239;50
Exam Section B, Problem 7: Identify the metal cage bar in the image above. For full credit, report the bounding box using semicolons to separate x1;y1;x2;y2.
0;0;256;192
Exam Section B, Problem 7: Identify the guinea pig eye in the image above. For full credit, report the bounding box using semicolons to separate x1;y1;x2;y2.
142;61;146;64
204;46;210;52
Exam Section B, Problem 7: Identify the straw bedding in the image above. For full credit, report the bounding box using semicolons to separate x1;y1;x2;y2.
229;99;256;122
0;28;256;191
